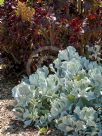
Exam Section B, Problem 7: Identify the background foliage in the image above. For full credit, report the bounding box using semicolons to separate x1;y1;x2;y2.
0;0;102;77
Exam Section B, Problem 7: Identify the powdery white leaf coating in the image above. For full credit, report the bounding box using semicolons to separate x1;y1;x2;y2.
12;46;102;135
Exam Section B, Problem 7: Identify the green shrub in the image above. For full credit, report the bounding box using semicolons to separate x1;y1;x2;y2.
12;46;102;136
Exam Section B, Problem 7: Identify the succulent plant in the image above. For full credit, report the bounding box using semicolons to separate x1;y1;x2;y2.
12;46;102;135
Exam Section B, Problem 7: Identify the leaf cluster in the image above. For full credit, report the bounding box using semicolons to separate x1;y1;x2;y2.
12;46;102;135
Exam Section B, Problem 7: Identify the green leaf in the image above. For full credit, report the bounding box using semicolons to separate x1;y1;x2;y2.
24;120;32;128
0;0;4;5
39;127;48;135
67;94;75;102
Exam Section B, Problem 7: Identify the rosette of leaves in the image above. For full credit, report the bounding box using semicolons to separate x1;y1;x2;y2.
12;46;102;135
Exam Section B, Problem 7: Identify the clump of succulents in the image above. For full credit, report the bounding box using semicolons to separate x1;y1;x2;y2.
12;46;102;136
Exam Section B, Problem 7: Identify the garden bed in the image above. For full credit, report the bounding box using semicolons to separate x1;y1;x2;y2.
0;1;102;136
